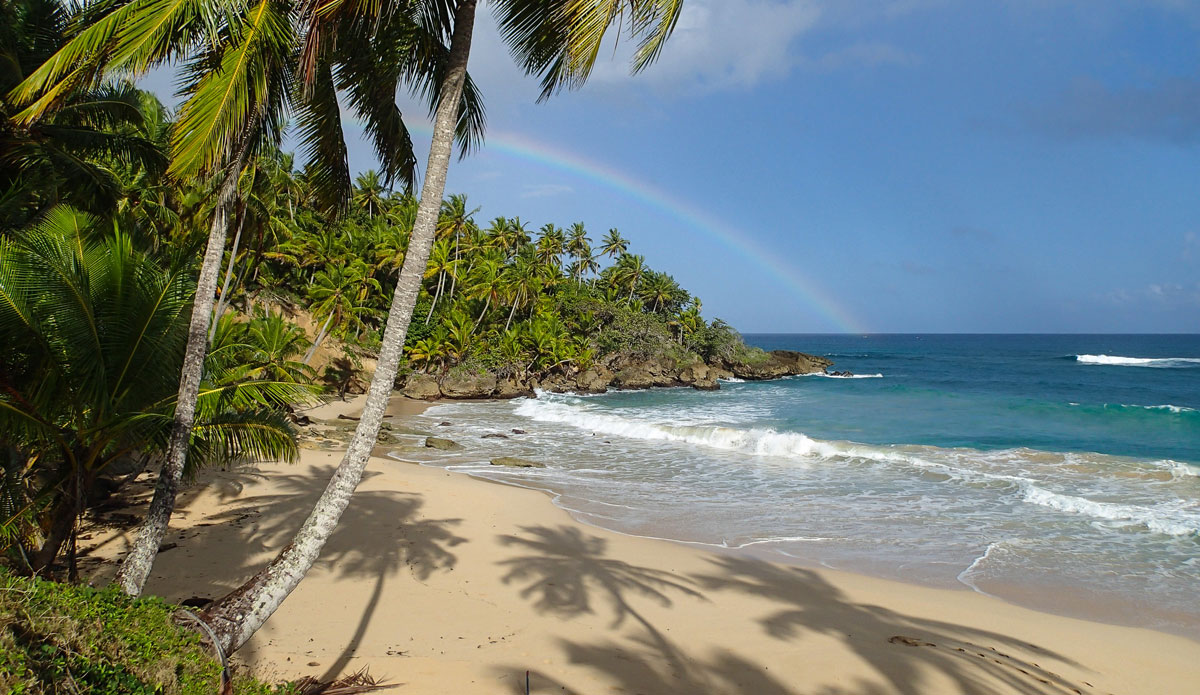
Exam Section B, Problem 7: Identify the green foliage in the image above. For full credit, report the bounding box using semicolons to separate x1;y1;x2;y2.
0;572;291;694
0;206;317;571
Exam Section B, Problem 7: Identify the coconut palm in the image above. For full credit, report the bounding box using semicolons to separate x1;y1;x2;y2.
600;228;629;259
0;206;314;575
11;0;488;597
639;270;685;313
565;222;593;283
614;252;647;302
535;223;565;269
423;237;457;323
199;0;686;653
353;169;387;219
503;248;543;331
438;193;478;301
468;256;505;328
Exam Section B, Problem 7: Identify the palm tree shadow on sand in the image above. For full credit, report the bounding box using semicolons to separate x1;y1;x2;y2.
691;556;1092;695
99;464;467;683
493;525;797;695
491;525;1096;695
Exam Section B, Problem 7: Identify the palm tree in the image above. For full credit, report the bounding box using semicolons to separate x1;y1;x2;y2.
423;237;458;322
503;248;543;331
600;228;629;260
439;193;478;301
0;206;313;575
353;169;387;219
303;259;376;362
12;0;487;597
565;222;592;283
535;223;565;269
199;0;686;653
639;270;684;313
614;253;647;302
468;256;505;328
241;307;316;383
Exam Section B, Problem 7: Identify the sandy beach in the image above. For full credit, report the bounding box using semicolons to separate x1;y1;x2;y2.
82;395;1200;695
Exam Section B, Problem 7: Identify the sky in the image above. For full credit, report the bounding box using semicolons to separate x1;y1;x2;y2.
151;0;1200;333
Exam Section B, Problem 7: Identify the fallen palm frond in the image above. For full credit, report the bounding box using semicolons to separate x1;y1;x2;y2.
292;668;395;695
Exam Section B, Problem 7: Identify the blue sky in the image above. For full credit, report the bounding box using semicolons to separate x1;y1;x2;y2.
152;0;1200;333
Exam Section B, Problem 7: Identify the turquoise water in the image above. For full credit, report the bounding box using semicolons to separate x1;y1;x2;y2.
400;335;1200;637
746;334;1200;462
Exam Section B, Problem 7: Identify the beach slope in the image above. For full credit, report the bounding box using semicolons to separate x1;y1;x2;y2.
91;397;1198;695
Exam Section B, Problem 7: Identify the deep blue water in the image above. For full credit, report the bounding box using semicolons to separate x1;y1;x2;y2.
403;334;1200;636
744;334;1200;464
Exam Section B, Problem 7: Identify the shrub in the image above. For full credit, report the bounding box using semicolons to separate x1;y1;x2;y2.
0;573;289;695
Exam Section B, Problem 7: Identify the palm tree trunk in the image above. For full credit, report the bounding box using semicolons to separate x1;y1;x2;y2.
424;272;444;323
303;309;337;364
504;299;517;332
448;235;459;299
199;0;478;654
475;295;490;328
210;201;247;342
113;169;240;597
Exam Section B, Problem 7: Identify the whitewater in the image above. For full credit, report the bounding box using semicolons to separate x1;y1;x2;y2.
394;334;1200;638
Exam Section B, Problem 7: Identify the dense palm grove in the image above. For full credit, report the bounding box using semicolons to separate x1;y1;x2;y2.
0;0;730;586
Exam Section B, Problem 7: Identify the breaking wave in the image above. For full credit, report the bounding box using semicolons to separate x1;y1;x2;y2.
1075;354;1200;368
1021;486;1200;537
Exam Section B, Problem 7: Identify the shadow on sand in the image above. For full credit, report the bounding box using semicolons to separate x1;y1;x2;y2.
493;525;1094;695
97;463;467;683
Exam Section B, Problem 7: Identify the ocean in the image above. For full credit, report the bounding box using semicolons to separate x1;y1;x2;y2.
393;334;1200;637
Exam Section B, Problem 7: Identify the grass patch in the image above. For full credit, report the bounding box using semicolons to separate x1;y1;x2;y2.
0;572;290;695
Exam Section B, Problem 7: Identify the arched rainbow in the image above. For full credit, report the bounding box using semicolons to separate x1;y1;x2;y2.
411;126;867;333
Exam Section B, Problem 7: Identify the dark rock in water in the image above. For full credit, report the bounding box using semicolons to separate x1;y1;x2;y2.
828;370;854;377
490;456;545;468
375;430;393;444
440;371;498;399
402;373;441;400
425;437;463;451
482;433;509;439
511;429;526;435
725;350;832;380
292;413;312;426
438;421;452;426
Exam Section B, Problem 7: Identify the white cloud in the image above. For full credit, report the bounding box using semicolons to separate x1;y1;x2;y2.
591;0;822;92
520;183;574;199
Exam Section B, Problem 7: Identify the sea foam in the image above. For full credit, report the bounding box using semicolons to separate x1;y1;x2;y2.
1021;485;1200;537
1076;354;1200;367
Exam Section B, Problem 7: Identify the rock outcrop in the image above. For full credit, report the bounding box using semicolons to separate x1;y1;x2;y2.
396;348;832;401
439;371;498;399
722;350;832;381
402;373;441;400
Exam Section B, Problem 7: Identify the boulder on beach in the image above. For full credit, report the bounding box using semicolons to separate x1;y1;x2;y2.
402;373;441;400
439;371;498;399
490;457;545;468
425;437;463;451
495;375;534;399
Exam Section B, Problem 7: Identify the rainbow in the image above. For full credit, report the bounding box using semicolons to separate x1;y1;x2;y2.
409;125;867;333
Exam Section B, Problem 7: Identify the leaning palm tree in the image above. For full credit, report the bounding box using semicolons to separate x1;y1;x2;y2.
198;0;686;653
9;0;488;595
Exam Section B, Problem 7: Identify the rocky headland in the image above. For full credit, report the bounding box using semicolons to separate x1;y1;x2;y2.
397;349;834;401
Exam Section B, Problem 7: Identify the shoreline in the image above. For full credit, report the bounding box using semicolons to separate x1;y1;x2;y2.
80;394;1200;693
429;455;1200;644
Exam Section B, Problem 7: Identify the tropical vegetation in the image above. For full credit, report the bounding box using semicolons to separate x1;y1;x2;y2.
0;0;755;675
